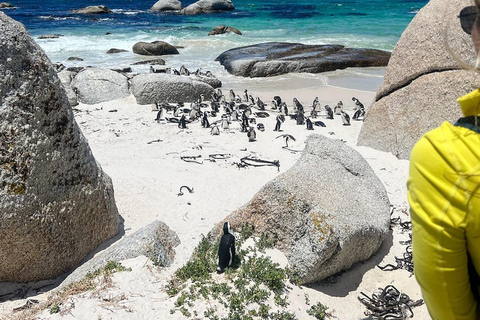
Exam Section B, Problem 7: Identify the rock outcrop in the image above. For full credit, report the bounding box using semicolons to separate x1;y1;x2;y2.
71;68;130;104
0;12;119;282
180;0;234;15
209;134;391;284
215;42;390;77
131;58;166;65
71;5;112;14
132;40;179;56
208;25;242;36
357;0;480;159
106;48;128;54
151;0;182;11
61;221;180;287
131;73;215;104
57;70;79;106
0;2;13;8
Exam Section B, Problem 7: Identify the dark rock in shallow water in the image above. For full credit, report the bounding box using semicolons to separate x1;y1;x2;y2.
67;66;86;73
67;56;84;61
132;41;179;56
71;5;112;14
208;25;242;36
106;48;129;54
215;42;391;77
131;58;166;65
37;34;64;39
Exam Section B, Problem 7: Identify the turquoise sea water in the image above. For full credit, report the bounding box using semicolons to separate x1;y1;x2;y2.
1;0;428;91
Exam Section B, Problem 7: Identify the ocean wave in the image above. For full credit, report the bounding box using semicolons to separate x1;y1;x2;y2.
38;15;81;21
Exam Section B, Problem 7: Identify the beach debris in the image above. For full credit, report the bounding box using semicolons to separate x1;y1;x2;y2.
208;153;231;161
377;234;413;274
13;299;39;312
276;134;296;148
359;285;423;320
147;138;163;144
178;186;194;196
180;155;203;164
233;156;280;171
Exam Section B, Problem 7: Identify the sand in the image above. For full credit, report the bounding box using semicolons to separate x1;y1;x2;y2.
0;80;431;320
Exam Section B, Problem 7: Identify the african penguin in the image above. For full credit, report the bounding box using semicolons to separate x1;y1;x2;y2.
217;222;236;273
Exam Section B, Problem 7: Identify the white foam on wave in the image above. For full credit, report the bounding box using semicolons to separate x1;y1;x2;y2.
38;15;81;21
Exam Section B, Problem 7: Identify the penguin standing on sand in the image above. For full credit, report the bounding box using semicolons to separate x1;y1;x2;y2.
201;112;210;128
241;112;249;132
217;222;236;273
178;114;187;129
247;126;256;142
324;105;334;119
341;111;351;126
306;117;314;130
296;111;305;125
274;114;285;132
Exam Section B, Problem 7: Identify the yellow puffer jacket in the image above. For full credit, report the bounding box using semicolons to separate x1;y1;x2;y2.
408;89;480;320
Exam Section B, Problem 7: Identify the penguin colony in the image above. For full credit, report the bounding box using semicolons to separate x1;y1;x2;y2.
153;86;365;142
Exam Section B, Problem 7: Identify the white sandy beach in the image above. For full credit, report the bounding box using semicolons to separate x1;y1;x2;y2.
1;79;431;320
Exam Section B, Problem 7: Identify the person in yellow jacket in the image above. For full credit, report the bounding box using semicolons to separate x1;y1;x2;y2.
408;2;480;319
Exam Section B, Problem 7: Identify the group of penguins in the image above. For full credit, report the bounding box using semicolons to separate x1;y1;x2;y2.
154;87;366;143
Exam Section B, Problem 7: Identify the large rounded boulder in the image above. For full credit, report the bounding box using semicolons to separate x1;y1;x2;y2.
131;73;215;104
357;0;480;159
0;12;119;282
180;0;234;15
208;134;391;284
151;0;182;11
71;68;130;104
71;5;112;14
132;40;179;56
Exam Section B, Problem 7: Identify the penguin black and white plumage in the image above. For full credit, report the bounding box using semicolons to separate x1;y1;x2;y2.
293;98;304;113
306;117;314;130
296;111;305;125
257;123;265;132
178;114;187;129
248;94;255;106
314;120;326;127
241;112;249;132
352;97;364;110
274;114;285;132
235;95;242;103
221;116;229;130
255;97;265;110
211;125;220;135
247;126;256;142
180;65;190;76
229;89;236;102
353;108;365;120
217;222;236;273
201;112;210;128
280;102;288;116
324;105;334;119
341;111;351;126
334;101;343;115
155;107;164;122
243;89;249;102
271;100;278;110
274;95;282;106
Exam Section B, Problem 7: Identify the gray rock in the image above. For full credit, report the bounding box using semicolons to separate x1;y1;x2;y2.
57;70;79;107
180;0;234;15
190;75;222;89
357;0;480;159
71;68;130;104
208;25;242;36
151;0;182;11
0;2;13;8
131;73;215;104
132;40;179;56
0;12;119;282
106;48;129;54
71;5;112;14
61;221;180;287
131;58;166;65
37;34;63;39
67;56;84;61
215;42;390;77
209;134;390;285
